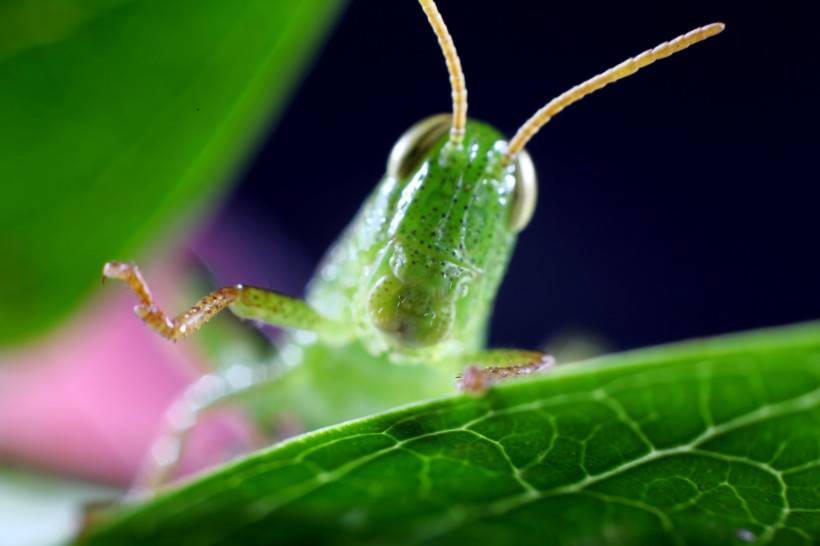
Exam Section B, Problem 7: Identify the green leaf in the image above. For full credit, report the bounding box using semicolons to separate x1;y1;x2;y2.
0;0;344;345
77;323;820;546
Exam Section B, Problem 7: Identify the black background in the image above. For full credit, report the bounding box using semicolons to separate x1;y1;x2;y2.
210;1;820;352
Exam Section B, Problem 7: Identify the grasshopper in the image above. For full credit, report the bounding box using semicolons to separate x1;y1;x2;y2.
103;1;723;489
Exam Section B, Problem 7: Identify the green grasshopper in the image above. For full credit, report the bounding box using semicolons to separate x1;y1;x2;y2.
103;0;723;489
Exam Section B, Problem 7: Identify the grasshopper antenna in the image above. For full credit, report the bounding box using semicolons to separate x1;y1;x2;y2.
505;22;725;161
419;0;468;147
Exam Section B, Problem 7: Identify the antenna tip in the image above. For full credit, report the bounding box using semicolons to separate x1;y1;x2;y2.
706;22;726;36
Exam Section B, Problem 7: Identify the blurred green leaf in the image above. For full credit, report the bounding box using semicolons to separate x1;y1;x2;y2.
78;323;820;545
0;0;344;345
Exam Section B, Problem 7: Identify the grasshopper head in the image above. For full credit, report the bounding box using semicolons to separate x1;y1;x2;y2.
366;116;536;352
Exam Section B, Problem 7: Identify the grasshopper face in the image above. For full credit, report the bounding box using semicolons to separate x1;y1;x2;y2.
365;117;531;353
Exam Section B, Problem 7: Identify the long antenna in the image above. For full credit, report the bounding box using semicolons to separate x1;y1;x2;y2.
418;0;468;147
505;23;725;160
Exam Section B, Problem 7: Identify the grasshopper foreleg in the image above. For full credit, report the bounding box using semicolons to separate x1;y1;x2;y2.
457;350;555;396
102;261;329;340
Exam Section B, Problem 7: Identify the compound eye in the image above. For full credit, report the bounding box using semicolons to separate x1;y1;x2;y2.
386;114;452;179
509;149;538;232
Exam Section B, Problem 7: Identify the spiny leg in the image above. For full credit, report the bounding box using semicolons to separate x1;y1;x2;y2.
457;350;555;396
102;261;334;490
102;261;329;341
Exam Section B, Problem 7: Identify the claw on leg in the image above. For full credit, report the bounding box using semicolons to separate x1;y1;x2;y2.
102;261;239;341
457;352;555;396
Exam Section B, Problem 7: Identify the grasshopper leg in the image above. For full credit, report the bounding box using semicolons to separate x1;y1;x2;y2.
102;260;330;492
457;350;555;396
102;261;330;340
130;367;285;495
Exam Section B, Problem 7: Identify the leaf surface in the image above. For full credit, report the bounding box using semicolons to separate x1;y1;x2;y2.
78;324;820;545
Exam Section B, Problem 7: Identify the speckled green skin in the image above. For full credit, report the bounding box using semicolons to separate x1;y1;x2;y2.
306;120;520;369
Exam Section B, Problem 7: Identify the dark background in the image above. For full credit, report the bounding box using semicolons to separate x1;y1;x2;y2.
210;1;820;352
